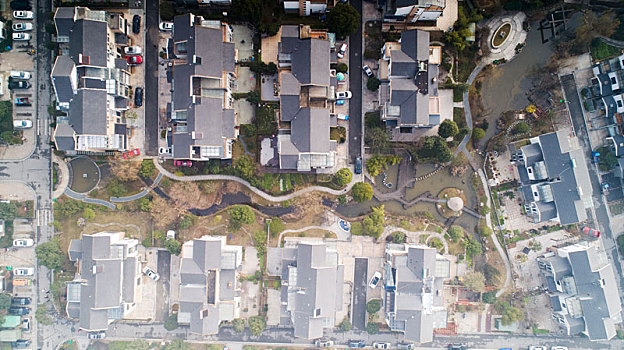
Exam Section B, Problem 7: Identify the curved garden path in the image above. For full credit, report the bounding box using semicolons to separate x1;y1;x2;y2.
52;153;70;199
64;188;116;209
153;159;355;202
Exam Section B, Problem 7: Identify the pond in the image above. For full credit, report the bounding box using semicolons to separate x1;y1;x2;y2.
336;162;480;233
68;157;100;194
492;22;512;48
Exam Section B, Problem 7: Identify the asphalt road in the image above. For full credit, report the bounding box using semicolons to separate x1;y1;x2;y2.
348;0;364;161
560;74;624;299
352;257;368;331
144;0;160;156
157;250;172;322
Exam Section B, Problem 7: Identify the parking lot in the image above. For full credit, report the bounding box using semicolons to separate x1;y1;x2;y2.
0;9;37;160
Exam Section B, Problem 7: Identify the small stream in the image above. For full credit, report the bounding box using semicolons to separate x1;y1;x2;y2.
189;192;294;217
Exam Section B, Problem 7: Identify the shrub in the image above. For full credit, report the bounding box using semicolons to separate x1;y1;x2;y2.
366;299;382;314
232;318;245;333
230;205;256;227
367;77;380;91
178;216;193;230
513;122;529;134
366;322;379;334
339;317;352;331
336;62;348;73
351;182;373;202
472;127;485;140
482;291;497;304
164;239;182;255
448;225;464;241
438;120;459;138
139;159;156;178
248;316;266;336
333;168;353;187
164;314;179;331
82;208;95;221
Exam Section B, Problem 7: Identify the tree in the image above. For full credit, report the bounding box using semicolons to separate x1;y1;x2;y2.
0;202;18;220
107;178;128;197
365;127;390;152
230;205;256;226
438;120;459;138
363;205;385;238
367;77;380;91
597;146;617;171
232;318;246;333
336;63;349;73
367;299;382;314
465;237;482;257
234;155;256;180
35;304;53;325
139;159;156;178
82;208;95;221
268;217;284;237
231;0;262;26
164;314;179;331
327;3;361;39
248;316;266;336
391;231;406;243
246;91;261;105
482;291;497;304
339;317;352;331
138;196;152;212
163;339;192;350
178;216;193;230
159;1;175;21
448;225;464;241
0;294;11;309
366;155;401;177
478;219;492;236
416;136;453;163
513;122;529;135
351;182;373;202
479;205;490;215
462;271;486;292
529;239;542;252
165;239;182;256
333;168;353;187
472;127;485;140
428;237;444;252
366;322;379;335
36;239;65;270
497;302;525;325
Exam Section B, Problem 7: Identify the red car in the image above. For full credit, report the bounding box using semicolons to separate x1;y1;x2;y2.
126;55;143;64
122;148;140;159
582;226;601;238
173;160;192;167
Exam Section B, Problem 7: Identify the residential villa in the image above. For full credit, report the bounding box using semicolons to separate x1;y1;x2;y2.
513;130;593;225
168;14;238;161
378;29;452;140
538;242;622;341
177;236;243;335
383;244;450;343
66;232;142;332
51;7;132;153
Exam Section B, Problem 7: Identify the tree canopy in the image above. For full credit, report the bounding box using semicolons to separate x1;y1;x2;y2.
0;294;11;309
472;127;485;140
351;182;373;202
326;3;361;39
367;77;380;91
234;155;256;180
365;127;391;153
416;136;453;163
462;271;486;292
248;315;266;336
438;120;459;138
165;239;182;256
35;239;65;270
513;122;530;134
363;205;385;238
448;225;464;241
164;314;179;331
333;168;353;187
366;299;382;314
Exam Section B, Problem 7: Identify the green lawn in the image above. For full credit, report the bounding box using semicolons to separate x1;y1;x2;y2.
0;101;13;132
591;38;621;61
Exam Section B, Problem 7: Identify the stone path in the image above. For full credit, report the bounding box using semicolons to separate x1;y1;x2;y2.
153;159;356;202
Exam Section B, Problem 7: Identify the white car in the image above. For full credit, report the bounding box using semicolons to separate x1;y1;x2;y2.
13;120;33;129
13;11;34;19
159;147;171;155
314;339;334;348
337;43;347;58
337;114;349;121
363;65;374;77
335;91;352;99
12;23;33;31
88;331;106;339
21;318;30;332
12;33;31;41
14;268;35;276
551;347;568;350
528;347;547;350
159;22;173;31
143;266;160;281
373;343;391;349
368;271;381;289
124;46;142;55
13;239;34;247
10;71;31;80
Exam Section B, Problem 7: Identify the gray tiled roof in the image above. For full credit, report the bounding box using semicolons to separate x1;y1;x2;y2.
281;242;344;339
178;237;241;335
55;7;75;37
68;90;107;135
54;123;76;151
69;19;108;68
171;14;236;160
51;55;76;104
290;109;330;153
400;29;430;62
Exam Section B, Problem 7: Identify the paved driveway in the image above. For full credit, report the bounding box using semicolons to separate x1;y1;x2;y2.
348;0;363;161
352;257;368;331
156;249;171;321
144;0;159;155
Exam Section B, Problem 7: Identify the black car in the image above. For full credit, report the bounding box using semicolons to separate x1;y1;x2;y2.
8;306;30;315
355;156;362;174
135;87;143;107
12;297;31;305
10;0;31;10
9;80;31;89
12;339;31;348
132;15;141;34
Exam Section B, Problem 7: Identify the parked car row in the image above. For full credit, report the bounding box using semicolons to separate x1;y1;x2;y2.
315;339;415;349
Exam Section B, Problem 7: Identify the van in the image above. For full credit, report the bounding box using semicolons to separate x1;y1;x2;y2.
13;279;31;286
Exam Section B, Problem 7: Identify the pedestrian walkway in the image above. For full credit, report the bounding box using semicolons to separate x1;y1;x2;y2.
52;154;70;199
110;172;164;203
64;188;116;210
